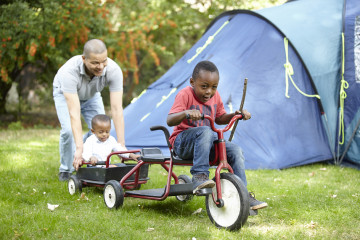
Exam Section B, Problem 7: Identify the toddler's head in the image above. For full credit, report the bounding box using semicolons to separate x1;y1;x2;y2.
91;114;111;142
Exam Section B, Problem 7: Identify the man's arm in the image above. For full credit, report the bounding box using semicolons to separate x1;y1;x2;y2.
110;91;125;146
63;92;83;170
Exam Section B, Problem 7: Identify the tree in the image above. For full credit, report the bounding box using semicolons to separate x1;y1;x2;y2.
105;0;286;104
0;0;285;113
0;0;176;112
0;0;109;113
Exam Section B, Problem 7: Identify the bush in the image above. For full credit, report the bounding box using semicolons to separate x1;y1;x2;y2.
7;121;24;130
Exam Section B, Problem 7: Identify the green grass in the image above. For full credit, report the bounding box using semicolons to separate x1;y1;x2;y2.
1;129;359;239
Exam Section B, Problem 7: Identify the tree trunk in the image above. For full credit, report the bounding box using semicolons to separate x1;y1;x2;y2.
0;80;12;114
0;64;26;114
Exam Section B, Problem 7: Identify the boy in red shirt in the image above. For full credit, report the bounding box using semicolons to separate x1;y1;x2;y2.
167;60;267;210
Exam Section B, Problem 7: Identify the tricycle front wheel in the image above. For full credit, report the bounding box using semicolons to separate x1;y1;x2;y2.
206;173;249;231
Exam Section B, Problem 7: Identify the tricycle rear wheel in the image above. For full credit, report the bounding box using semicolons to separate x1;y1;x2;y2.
176;175;193;202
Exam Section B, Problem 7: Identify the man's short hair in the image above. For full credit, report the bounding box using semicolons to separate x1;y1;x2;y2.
83;39;107;58
192;60;219;80
91;114;111;128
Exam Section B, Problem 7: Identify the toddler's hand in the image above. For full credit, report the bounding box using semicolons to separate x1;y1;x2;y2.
90;156;98;166
129;153;140;161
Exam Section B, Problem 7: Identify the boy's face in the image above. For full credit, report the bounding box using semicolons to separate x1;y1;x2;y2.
91;121;111;142
190;70;219;103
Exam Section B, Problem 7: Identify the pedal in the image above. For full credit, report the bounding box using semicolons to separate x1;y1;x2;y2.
249;209;258;216
194;188;212;196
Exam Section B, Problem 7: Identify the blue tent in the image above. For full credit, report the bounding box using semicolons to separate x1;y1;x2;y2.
113;0;360;169
339;0;360;167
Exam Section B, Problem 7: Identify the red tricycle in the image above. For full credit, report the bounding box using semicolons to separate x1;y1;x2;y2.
68;114;252;231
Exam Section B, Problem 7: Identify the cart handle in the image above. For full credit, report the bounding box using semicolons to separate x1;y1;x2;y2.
81;149;142;168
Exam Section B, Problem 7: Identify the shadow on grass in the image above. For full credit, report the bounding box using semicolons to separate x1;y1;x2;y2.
81;184;202;217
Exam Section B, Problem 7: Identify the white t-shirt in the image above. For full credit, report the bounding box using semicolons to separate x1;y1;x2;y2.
82;134;130;163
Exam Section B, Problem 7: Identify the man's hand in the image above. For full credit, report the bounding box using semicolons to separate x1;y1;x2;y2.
72;148;83;171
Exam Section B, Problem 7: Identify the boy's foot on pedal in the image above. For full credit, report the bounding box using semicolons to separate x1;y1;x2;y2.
249;192;268;210
192;173;215;194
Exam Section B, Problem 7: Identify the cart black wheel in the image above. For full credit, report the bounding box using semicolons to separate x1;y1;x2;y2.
104;180;124;209
176;175;193;202
68;175;82;195
206;173;249;231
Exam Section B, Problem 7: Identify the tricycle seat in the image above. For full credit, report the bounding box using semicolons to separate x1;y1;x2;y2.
140;147;167;162
140;147;193;164
172;155;193;165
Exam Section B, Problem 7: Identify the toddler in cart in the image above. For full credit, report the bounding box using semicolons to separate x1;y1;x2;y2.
82;114;139;167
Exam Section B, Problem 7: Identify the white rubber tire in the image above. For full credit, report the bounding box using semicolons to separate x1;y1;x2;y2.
206;173;249;231
68;175;82;195
104;180;124;209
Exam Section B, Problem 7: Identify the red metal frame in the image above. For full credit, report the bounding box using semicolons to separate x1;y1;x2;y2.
105;149;141;168
80;149;145;189
118;114;244;206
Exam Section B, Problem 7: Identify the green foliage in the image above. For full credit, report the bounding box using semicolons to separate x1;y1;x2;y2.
32;123;54;129
0;0;286;111
0;0;109;82
7;121;24;130
0;0;188;107
0;129;359;239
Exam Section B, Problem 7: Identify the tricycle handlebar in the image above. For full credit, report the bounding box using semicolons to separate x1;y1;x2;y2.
203;114;243;134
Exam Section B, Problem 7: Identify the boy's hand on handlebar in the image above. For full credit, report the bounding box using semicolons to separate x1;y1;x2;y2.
235;109;251;120
185;110;202;120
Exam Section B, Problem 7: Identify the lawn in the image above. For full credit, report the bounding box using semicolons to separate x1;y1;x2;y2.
0;129;359;239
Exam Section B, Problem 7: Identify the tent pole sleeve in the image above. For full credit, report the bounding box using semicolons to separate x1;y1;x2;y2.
187;20;229;64
338;33;349;147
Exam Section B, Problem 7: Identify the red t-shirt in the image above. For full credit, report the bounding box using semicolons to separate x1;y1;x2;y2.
168;86;227;146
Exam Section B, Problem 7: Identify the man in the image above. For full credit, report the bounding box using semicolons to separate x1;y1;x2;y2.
53;39;126;181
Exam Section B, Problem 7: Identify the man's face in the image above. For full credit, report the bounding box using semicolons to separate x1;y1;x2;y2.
91;121;111;142
82;51;108;78
190;70;219;103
